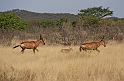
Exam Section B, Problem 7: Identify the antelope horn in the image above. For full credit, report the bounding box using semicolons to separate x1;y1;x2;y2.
102;36;105;39
40;34;43;40
101;36;105;41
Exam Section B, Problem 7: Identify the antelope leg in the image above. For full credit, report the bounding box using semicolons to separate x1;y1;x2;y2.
36;49;39;51
96;49;100;52
33;49;36;54
21;48;25;54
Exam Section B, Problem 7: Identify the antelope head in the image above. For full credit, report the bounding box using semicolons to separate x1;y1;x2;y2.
100;36;106;47
40;34;45;45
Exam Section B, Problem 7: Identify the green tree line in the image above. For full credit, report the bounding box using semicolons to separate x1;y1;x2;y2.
0;6;124;32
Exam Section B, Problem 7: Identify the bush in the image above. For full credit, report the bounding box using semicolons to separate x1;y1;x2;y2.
81;16;100;26
0;12;27;31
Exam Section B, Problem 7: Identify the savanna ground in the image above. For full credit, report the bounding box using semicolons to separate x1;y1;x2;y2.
0;41;124;81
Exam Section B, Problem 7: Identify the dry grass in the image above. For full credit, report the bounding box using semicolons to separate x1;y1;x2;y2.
0;42;124;81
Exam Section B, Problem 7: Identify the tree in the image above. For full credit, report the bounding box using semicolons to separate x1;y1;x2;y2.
0;12;27;31
78;6;113;19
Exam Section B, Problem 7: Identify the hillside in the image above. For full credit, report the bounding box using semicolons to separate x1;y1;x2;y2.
3;9;77;21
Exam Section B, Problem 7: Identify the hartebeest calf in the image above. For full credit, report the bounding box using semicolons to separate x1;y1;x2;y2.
61;47;73;53
13;35;45;54
79;38;106;52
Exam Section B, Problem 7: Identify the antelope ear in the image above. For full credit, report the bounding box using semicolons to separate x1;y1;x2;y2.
102;36;105;39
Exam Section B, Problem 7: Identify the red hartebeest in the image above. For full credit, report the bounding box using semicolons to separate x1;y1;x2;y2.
79;37;106;52
13;35;45;54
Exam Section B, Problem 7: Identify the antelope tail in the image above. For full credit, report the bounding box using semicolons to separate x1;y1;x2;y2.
13;45;20;49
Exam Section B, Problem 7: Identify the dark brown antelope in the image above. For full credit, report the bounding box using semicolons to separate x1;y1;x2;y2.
79;37;106;52
13;35;45;54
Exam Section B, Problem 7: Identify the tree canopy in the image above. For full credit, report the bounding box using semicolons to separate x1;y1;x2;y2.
78;6;113;18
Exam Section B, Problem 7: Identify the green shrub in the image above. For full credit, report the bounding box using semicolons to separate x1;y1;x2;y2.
80;16;100;26
0;12;27;31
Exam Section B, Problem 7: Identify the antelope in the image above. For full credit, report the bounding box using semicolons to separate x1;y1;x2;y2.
61;47;73;53
13;35;45;54
79;37;106;52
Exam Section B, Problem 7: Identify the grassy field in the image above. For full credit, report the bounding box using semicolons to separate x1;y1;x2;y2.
0;41;124;81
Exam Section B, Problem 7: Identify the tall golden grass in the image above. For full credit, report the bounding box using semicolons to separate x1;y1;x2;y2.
0;41;124;81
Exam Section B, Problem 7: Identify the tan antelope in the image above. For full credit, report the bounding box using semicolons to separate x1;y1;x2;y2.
13;35;45;54
79;37;106;52
61;47;73;53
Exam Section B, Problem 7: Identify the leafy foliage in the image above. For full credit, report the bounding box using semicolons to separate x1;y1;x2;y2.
0;12;27;30
39;17;69;27
99;18;124;26
80;16;100;26
78;6;113;26
78;6;113;18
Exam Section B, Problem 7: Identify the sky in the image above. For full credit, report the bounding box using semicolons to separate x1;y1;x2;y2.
0;0;124;18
